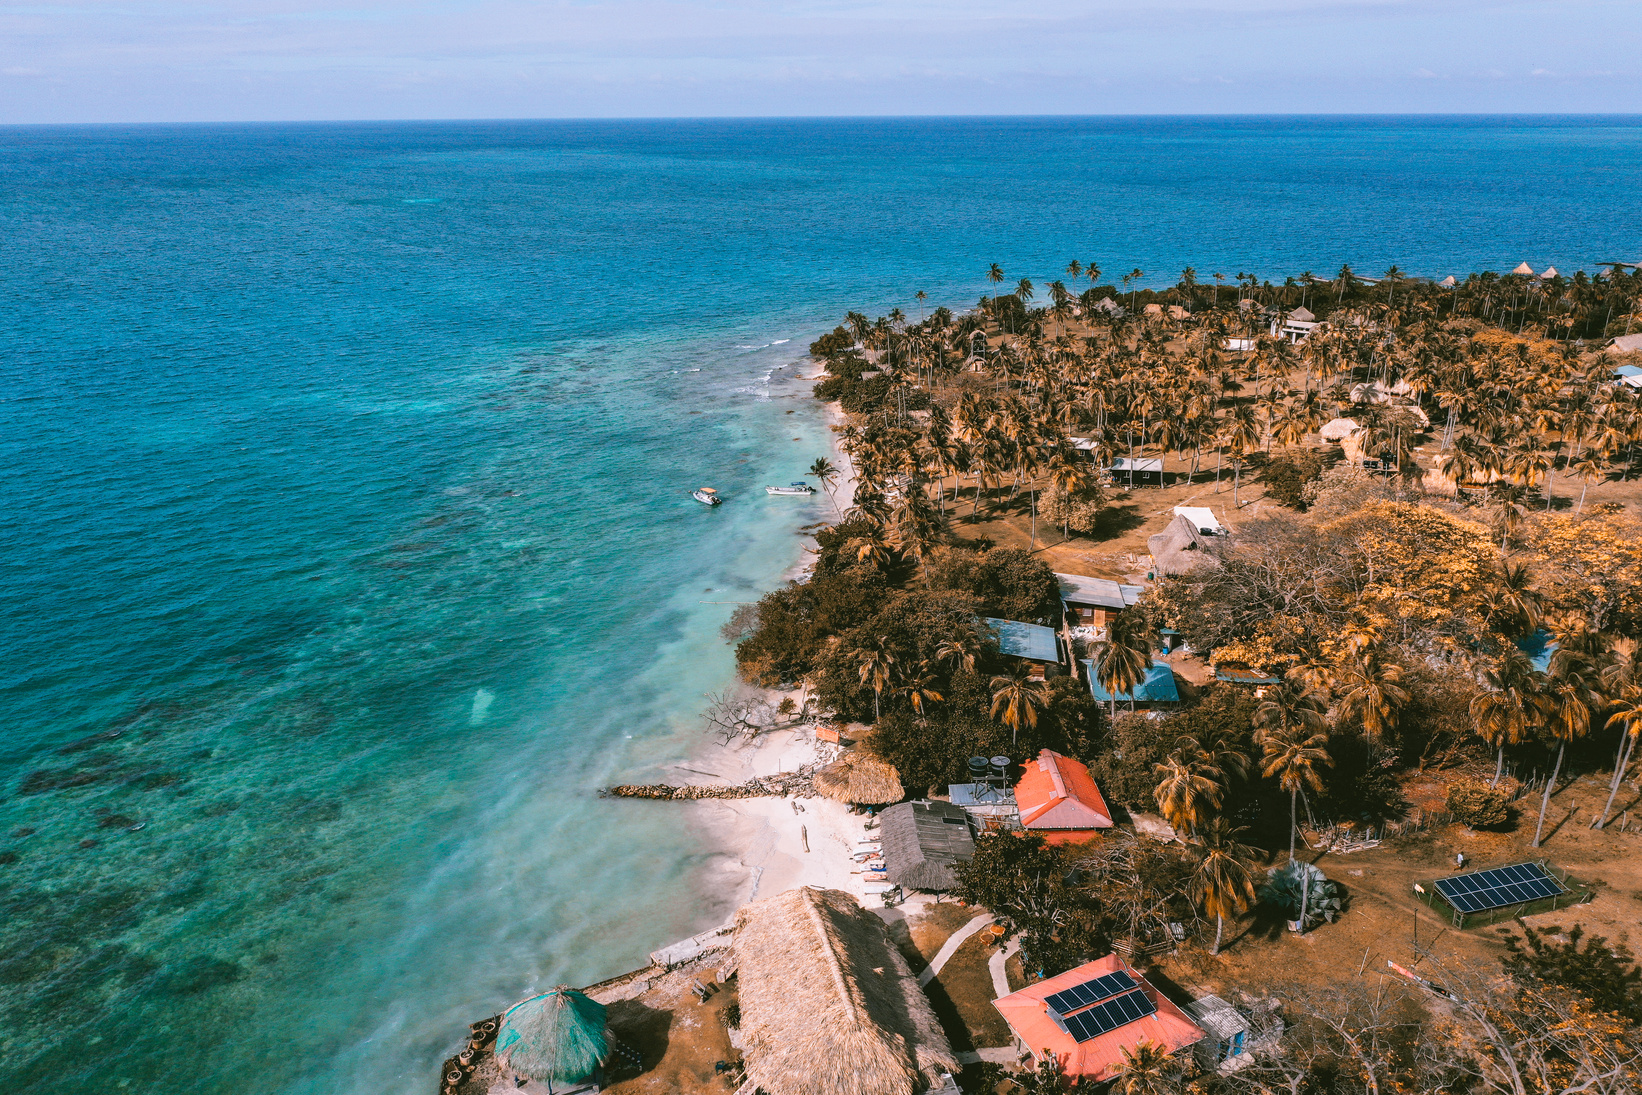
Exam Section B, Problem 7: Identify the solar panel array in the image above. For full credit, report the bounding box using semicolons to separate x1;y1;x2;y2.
1044;970;1138;1017
1433;862;1564;914
1061;988;1158;1043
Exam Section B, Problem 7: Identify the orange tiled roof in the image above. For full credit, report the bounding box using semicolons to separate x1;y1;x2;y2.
992;956;1204;1082
1014;749;1114;832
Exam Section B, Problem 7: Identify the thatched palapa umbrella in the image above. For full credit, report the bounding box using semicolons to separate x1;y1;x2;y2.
734;887;956;1095
493;986;608;1092
814;752;903;805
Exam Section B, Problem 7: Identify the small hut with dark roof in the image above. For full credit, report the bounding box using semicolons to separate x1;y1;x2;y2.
733;886;958;1095
814;752;904;806
878;801;975;892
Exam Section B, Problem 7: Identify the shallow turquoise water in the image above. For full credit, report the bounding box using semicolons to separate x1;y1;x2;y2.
1;116;1641;1093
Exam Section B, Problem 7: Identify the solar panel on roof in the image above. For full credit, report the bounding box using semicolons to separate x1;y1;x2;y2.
1061;988;1158;1043
1433;862;1564;915
1044;970;1138;1017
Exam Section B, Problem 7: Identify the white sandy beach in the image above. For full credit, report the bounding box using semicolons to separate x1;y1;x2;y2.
677;373;878;914
686;724;877;909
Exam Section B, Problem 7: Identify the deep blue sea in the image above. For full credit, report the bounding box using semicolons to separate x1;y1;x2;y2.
2;116;1641;1093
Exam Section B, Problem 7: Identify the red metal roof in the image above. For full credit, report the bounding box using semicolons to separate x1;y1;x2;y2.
1014;749;1114;833
992;956;1204;1081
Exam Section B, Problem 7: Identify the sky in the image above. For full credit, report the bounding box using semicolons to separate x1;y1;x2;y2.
1;0;1640;123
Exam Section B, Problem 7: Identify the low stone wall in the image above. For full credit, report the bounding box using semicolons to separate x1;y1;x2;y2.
604;774;816;800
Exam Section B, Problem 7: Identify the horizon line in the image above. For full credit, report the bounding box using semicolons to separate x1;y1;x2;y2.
5;111;1642;130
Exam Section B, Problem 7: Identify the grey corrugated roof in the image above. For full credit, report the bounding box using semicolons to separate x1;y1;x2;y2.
879;801;976;892
1184;996;1249;1040
985;617;1060;663
1057;573;1144;610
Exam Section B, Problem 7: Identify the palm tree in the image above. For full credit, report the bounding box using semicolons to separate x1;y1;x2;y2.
987;263;1004;291
1470;645;1544;786
1254;681;1327;746
1492;483;1530;551
1093;610;1154;718
1571;450;1605;513
1532;648;1596;847
914;289;927;325
896;663;945;716
808;457;841;514
845;526;893;570
1191;819;1258;955
1598;684;1642;829
1490;560;1542;636
1220;408;1260;507
854;641;896;721
1331;651;1409;742
1258;725;1333;864
1153;751;1221;835
1115;1041;1177;1095
989;671;1048;748
935;633;980;677
1046;456;1095;542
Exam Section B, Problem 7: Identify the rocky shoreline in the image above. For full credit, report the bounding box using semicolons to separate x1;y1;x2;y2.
604;764;821;801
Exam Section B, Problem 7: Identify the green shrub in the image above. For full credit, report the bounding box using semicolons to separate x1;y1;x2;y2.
1041;481;1105;534
1085;713;1165;810
809;326;853;357
927;547;1061;623
1260;450;1327;509
1446;778;1510;829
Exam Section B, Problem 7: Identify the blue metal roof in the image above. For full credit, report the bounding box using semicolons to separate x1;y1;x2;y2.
1083;660;1180;703
1613;364;1642;378
985;617;1061;662
1516;629;1557;673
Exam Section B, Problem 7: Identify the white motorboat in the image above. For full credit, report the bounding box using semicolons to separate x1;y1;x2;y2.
765;481;815;496
692;487;722;506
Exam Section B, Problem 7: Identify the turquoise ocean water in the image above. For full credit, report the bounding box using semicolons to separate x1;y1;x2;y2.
2;116;1641;1092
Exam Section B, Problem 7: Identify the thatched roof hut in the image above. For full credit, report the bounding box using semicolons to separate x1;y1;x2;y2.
814;752;903;805
1148;512;1221;577
734;887;957;1095
1318;416;1360;442
493;986;608;1086
878;801;974;891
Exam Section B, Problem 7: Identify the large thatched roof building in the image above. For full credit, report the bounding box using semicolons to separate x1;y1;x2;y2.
1147;512;1221;577
878;801;974;891
814;751;904;805
733;887;957;1095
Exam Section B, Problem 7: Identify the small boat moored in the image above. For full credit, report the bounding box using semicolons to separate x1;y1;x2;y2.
765;481;816;496
692;487;722;506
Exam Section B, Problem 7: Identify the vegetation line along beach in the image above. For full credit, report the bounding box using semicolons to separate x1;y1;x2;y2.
451;260;1642;1095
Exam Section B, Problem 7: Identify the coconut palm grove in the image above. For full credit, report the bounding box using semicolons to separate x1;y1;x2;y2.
724;261;1642;1092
